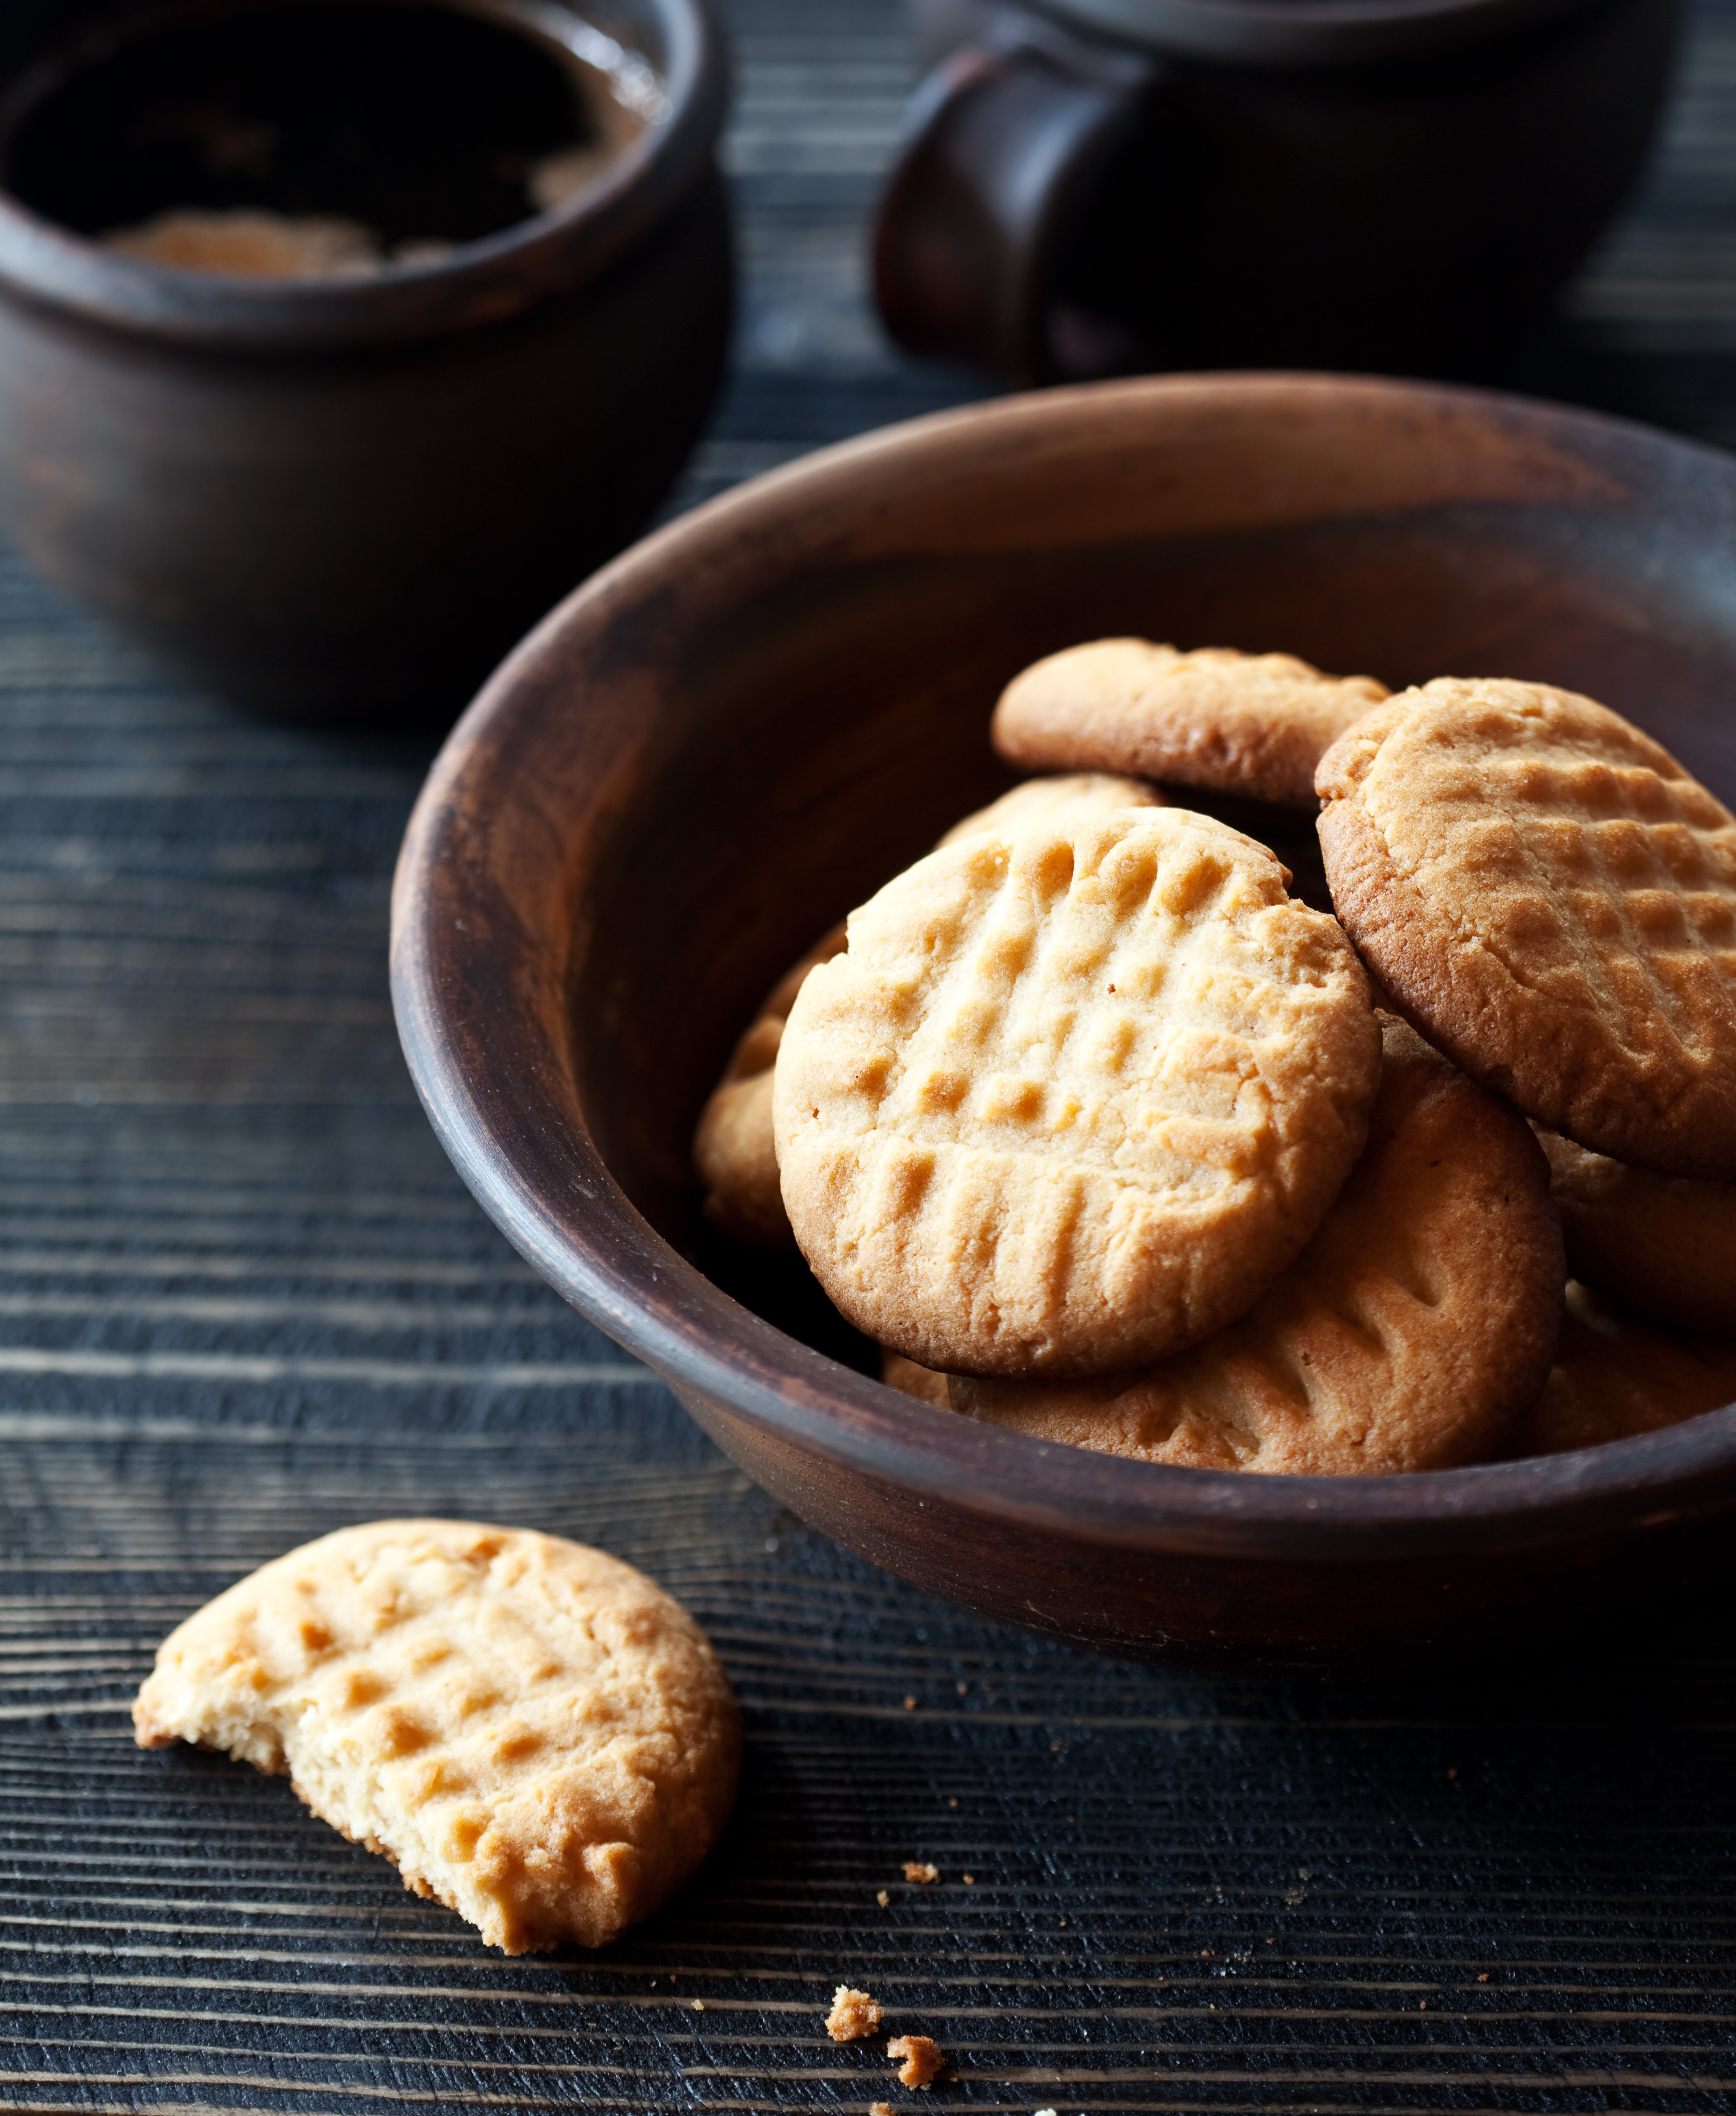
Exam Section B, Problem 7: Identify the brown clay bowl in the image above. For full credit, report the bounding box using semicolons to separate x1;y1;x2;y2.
391;373;1736;1667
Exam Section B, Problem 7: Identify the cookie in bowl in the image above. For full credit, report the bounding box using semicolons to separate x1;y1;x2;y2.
949;1021;1563;1473
773;804;1381;1377
994;640;1389;809
693;773;1161;1249
1316;677;1736;1178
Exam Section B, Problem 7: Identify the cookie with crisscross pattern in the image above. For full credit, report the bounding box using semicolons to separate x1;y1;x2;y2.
774;806;1380;1377
693;776;1160;1246
993;639;1389;808
950;1021;1562;1473
134;1521;740;1954
1318;677;1736;1178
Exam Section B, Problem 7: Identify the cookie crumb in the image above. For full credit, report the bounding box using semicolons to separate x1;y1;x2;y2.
877;1889;890;1907
962;1874;974;1885
887;2033;946;2088
826;1986;883;2042
903;1861;939;1884
871;2103;893;2116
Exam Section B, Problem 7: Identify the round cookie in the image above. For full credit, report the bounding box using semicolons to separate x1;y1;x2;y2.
993;639;1389;809
1537;1129;1736;1335
692;777;1160;1247
1504;1282;1736;1458
774;805;1381;1378
951;1020;1563;1473
1316;676;1736;1179
134;1520;741;1954
694;921;848;1245
880;1347;953;1408
936;770;1163;847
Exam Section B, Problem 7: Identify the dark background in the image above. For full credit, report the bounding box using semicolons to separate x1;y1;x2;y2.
1;0;1733;2108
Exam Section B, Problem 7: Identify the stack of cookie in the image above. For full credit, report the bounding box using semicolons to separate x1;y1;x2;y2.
692;645;1736;1473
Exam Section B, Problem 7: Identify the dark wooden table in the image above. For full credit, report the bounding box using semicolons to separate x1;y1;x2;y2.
4;3;1735;2109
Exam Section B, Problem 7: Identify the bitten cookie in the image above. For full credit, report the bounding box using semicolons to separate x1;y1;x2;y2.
993;640;1389;809
693;777;1159;1247
134;1521;741;1954
774;806;1381;1377
1317;676;1736;1178
951;1021;1562;1472
1537;1130;1736;1335
1505;1282;1736;1457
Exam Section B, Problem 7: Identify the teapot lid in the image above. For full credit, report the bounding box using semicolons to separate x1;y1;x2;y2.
1032;0;1593;65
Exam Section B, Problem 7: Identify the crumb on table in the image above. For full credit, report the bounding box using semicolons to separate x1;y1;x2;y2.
871;2103;893;2116
826;1985;883;2041
887;2033;946;2088
902;1860;939;1883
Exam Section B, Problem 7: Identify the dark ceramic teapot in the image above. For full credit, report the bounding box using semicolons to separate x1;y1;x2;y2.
875;0;1680;384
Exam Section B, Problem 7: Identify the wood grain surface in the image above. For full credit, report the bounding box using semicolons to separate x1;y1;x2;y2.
3;0;1736;2109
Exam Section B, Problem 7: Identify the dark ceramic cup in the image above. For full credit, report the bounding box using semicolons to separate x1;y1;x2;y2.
0;0;731;723
875;0;1680;385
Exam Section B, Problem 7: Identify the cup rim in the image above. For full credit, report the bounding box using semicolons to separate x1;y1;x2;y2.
0;0;727;352
390;372;1736;1571
1029;0;1603;65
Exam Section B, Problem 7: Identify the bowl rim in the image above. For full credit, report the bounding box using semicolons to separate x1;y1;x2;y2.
0;0;727;353
392;370;1736;1566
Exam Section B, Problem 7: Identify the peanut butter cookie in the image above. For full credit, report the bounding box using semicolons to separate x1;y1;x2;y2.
774;806;1380;1377
694;777;1160;1247
1505;1282;1736;1457
936;769;1162;847
993;639;1389;809
1317;677;1736;1178
951;1021;1560;1472
880;1348;953;1408
694;922;848;1245
134;1521;740;1954
1537;1130;1736;1335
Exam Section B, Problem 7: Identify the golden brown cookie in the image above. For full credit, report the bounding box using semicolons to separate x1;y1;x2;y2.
879;1348;953;1408
993;640;1389;809
935;770;1163;847
951;1021;1561;1472
1536;1130;1736;1335
134;1520;741;1954
1504;1282;1736;1458
694;922;848;1244
774;806;1380;1378
1317;676;1736;1178
693;778;1159;1247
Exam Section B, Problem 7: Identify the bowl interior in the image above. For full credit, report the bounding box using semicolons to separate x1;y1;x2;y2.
563;408;1736;1389
395;378;1736;1568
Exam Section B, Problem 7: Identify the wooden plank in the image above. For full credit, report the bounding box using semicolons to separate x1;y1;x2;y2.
2;0;1736;2107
